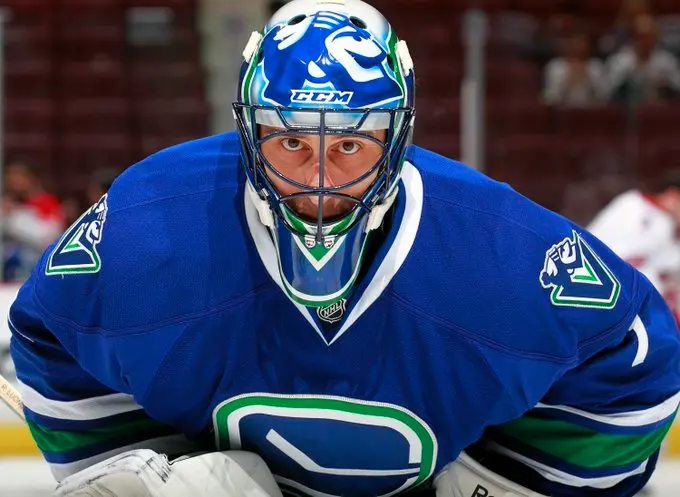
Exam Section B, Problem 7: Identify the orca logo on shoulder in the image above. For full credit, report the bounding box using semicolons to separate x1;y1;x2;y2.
46;195;108;276
539;230;620;309
290;89;354;105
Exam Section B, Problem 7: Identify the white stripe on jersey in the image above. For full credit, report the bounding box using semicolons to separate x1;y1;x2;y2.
485;441;649;489
17;379;143;421
8;316;35;343
536;390;680;428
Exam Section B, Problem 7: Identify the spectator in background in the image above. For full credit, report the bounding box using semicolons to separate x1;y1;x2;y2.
606;14;680;102
588;171;680;323
530;0;585;66
2;159;65;281
599;0;652;56
543;28;607;106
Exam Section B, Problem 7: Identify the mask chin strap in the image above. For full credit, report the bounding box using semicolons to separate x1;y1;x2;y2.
247;182;276;229
365;187;398;232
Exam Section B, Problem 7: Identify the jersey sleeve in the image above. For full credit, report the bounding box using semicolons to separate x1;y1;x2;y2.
8;199;198;481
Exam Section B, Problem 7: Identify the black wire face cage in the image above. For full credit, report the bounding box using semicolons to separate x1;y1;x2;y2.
233;103;415;245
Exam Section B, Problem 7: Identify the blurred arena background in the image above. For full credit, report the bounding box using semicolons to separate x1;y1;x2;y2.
1;0;679;484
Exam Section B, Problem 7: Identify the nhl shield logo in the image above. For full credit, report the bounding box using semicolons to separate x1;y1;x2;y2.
317;299;347;324
539;230;620;309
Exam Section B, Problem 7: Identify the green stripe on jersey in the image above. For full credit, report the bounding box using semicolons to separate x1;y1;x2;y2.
27;417;176;454
491;411;677;469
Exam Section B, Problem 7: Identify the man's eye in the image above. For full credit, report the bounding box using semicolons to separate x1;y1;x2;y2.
338;141;360;155
281;138;303;151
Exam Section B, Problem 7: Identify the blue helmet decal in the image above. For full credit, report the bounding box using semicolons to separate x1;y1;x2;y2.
254;11;403;110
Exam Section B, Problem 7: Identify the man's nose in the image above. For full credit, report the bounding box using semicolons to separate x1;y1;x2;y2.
304;156;338;188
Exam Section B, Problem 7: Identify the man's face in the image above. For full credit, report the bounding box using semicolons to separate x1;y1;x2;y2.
4;164;36;198
633;16;658;55
259;125;387;220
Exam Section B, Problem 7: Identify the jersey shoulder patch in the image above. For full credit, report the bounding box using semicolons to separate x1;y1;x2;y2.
539;230;621;309
46;194;108;276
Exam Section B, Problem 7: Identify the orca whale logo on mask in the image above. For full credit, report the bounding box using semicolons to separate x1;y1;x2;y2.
260;11;402;109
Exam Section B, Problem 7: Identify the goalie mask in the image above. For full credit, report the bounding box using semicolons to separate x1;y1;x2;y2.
234;0;415;308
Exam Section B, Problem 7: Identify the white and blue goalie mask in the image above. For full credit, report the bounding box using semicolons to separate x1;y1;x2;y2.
234;0;415;308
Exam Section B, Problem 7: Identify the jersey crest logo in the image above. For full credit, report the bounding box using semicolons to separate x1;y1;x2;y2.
46;195;108;276
539;230;620;309
213;393;437;497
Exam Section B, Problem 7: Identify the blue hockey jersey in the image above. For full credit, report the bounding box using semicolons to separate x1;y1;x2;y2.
9;131;680;497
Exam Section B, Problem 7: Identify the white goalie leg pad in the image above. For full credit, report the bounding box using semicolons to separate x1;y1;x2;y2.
53;449;283;497
434;451;549;497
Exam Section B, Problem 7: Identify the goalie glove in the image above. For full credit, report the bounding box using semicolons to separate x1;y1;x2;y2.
53;449;283;497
